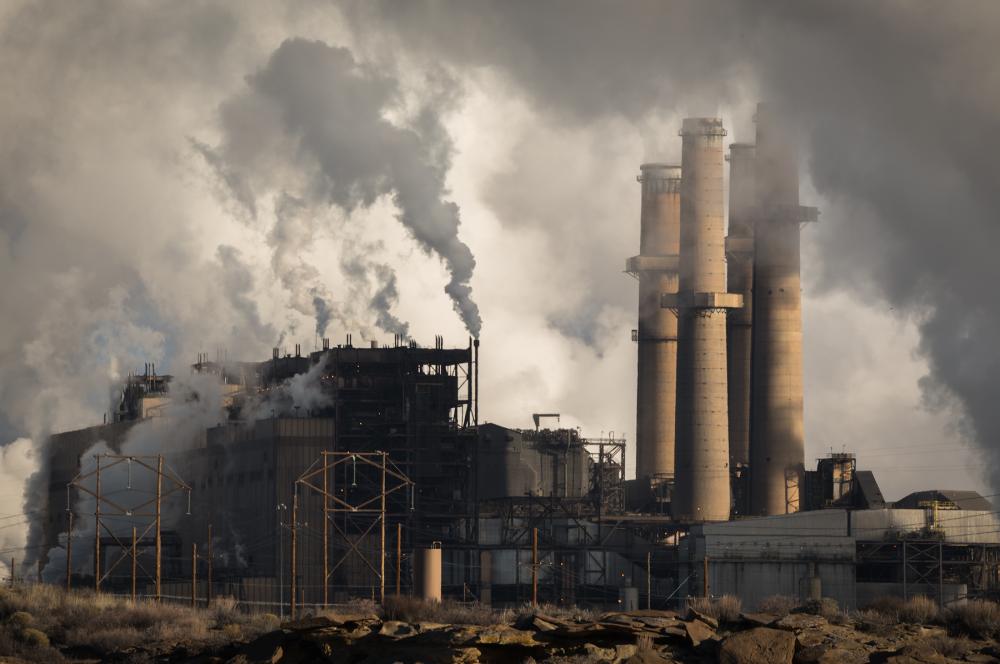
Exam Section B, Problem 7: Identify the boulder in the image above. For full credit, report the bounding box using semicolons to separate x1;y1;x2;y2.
378;621;417;639
686;607;719;629
583;643;618;661
683;619;716;647
775;613;827;632
795;628;828;648
531;615;560;631
794;645;869;664
625;650;675;664
718;627;795;664
741;612;779;627
229;630;286;664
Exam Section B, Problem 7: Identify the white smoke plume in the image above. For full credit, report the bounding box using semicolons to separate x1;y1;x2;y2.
200;38;482;337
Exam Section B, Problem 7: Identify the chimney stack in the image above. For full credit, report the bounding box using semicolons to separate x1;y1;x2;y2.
669;118;742;522
748;104;817;515
726;143;756;473
629;164;681;484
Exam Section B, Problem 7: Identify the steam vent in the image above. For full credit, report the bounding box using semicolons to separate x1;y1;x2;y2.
670;117;742;522
629;164;681;484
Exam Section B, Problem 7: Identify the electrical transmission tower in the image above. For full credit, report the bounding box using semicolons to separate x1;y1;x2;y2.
67;454;191;601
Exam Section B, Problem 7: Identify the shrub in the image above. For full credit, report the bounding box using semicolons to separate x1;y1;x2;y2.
245;612;280;634
222;623;242;640
861;595;905;622
946;600;1000;638
898;595;940;624
19;627;49;648
688;595;742;623
9;611;34;627
757;595;798;617
381;595;506;626
921;634;973;658
856;608;895;631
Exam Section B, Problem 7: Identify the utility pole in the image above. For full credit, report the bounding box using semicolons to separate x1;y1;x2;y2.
9;558;14;588
396;522;402;597
94;457;101;592
531;527;539;607
66;511;73;592
155;455;163;603
131;527;137;603
206;524;213;607
380;452;387;605
322;460;328;608
191;543;197;608
703;556;710;598
646;551;652;610
290;490;298;620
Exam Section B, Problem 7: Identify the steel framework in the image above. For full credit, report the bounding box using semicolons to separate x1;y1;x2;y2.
67;454;191;600
292;451;413;614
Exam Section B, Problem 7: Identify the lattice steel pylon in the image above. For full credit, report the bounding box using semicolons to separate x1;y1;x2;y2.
293;451;413;614
67;454;191;601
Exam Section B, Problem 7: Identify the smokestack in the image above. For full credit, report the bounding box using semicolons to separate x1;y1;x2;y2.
669;117;742;522
629;164;681;484
748;104;817;516
726;143;756;473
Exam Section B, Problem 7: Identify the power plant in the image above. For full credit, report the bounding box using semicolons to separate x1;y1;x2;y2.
36;106;1000;611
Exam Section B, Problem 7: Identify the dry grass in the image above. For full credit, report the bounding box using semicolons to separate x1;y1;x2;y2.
375;596;597;627
921;633;974;658
529;602;598;623
688;595;742;623
380;595;510;626
946;599;1000;638
860;595;941;625
756;595;799;617
899;595;940;624
0;583;281;659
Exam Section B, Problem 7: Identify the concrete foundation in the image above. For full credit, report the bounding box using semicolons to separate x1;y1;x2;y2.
672;117;739;522
632;164;681;482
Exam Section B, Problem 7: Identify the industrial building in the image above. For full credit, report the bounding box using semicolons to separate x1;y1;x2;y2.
40;106;1000;612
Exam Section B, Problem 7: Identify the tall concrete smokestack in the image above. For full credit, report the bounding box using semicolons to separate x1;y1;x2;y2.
629;164;681;483
726;143;756;472
669;118;742;522
749;104;817;516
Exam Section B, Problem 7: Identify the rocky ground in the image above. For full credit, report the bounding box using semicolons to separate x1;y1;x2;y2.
157;606;1000;664
4;584;1000;664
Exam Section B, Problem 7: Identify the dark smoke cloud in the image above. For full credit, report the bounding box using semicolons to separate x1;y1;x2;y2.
343;0;1000;488
204;38;482;337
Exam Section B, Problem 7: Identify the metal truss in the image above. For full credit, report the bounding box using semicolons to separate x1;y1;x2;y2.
67;454;191;601
293;451;413;614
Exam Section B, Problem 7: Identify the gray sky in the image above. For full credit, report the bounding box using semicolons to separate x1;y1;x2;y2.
1;1;997;562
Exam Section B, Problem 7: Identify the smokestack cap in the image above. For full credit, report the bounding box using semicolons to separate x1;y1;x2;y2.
638;163;681;181
680;117;727;136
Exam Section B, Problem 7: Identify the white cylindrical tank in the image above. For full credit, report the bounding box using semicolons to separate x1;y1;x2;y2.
415;543;442;603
